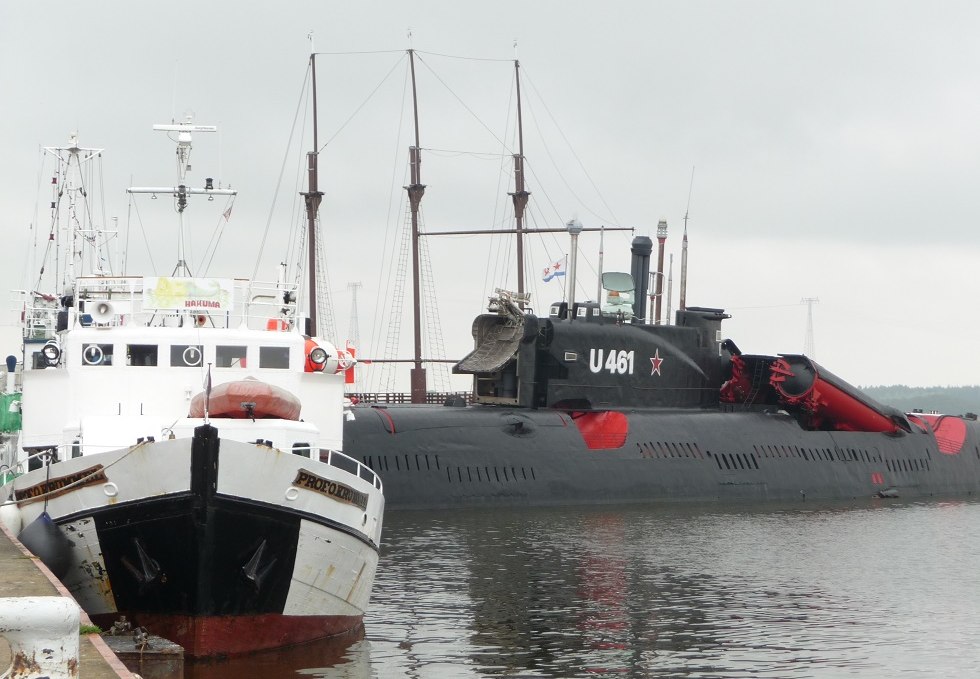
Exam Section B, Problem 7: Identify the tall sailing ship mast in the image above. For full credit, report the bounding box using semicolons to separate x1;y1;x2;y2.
303;50;324;339
399;55;631;402
306;49;635;403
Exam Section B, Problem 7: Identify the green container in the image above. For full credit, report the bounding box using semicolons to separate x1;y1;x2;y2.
0;393;22;433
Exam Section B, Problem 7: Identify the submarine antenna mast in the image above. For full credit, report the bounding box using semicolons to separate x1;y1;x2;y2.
680;166;694;311
566;219;583;317
405;47;427;403
654;219;667;324
802;297;819;357
596;224;605;302
509;54;530;305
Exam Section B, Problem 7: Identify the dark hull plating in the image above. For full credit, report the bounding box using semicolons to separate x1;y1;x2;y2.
346;404;980;511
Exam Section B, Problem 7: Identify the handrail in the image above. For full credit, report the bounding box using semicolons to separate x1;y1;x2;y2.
19;276;306;338
324;448;383;492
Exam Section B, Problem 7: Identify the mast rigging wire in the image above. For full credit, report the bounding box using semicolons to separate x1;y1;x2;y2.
521;67;621;227
317;53;406;155
414;53;512;154
367;58;412;384
196;196;237;275
414;49;514;63
250;61;312;282
128;196;160;276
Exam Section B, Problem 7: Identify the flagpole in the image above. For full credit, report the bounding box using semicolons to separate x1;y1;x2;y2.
203;363;212;424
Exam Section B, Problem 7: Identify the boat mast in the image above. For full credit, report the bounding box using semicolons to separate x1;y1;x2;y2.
406;48;427;403
128;121;236;275
302;48;324;337
509;58;530;304
43;135;104;293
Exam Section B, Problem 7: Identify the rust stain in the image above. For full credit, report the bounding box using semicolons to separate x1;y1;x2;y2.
12;650;41;676
346;561;367;602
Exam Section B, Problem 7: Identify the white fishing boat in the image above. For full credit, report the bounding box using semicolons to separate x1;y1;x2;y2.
0;122;384;657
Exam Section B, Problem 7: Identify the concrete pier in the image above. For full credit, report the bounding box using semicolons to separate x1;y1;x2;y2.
0;520;136;679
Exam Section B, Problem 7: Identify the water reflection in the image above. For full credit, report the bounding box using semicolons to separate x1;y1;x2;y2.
195;499;980;677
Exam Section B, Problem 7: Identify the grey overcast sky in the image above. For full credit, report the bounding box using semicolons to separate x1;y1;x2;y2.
2;1;979;389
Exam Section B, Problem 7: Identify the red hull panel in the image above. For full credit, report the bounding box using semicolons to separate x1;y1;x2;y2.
573;411;629;449
913;414;968;454
94;612;363;658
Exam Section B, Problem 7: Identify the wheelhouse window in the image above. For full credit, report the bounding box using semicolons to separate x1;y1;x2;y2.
259;346;289;369
128;344;158;366
82;343;113;366
216;345;247;368
171;344;204;368
292;442;312;458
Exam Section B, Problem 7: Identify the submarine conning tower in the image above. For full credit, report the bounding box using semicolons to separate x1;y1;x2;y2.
454;234;733;410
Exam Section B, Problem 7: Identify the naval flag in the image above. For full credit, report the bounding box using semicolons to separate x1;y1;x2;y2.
542;255;567;282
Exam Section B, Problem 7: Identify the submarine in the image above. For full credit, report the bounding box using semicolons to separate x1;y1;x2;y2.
344;235;980;510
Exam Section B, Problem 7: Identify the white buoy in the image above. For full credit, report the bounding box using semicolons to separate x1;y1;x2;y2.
0;500;21;535
0;596;80;679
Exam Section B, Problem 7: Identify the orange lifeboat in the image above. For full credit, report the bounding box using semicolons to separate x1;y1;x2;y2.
189;378;302;420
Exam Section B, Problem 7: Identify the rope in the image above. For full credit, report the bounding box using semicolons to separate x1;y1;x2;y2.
317;53;406;154
13;441;150;506
251;62;311;282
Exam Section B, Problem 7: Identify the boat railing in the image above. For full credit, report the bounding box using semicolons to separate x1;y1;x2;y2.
20;276;305;336
11;445;77;475
351;391;475;406
12;441;382;490
15;290;59;341
322;448;383;492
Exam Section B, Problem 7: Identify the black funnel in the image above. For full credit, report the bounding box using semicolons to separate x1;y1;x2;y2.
630;236;653;323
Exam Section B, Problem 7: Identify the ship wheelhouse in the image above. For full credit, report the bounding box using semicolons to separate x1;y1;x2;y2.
19;274;353;463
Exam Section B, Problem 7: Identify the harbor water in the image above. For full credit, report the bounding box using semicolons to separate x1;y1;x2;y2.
188;497;980;678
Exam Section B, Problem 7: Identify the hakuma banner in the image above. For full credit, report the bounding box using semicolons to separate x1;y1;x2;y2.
143;277;234;311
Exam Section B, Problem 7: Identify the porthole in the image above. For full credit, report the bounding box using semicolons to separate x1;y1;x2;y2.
182;346;202;366
83;344;104;365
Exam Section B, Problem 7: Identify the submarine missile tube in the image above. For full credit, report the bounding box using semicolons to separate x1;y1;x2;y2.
770;355;901;433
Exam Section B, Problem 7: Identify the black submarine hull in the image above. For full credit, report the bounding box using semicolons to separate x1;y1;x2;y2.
345;237;980;511
345;403;980;510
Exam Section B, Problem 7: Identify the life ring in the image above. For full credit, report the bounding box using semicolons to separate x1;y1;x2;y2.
83;345;104;365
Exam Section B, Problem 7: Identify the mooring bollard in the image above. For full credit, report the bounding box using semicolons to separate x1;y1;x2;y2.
0;596;80;679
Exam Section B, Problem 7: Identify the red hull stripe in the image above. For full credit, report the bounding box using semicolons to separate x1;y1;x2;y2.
94;612;363;658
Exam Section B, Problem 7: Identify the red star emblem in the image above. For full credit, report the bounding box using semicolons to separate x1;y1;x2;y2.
650;349;664;376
